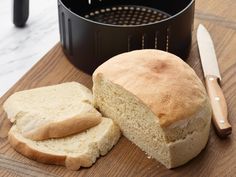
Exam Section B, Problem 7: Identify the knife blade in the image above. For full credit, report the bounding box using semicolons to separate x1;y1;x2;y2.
197;24;232;137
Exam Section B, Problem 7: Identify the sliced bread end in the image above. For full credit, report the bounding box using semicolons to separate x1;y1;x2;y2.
23;114;102;141
8;118;121;170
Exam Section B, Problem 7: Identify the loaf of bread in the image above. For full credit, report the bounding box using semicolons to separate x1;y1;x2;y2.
8;117;121;170
93;50;212;168
3;82;102;140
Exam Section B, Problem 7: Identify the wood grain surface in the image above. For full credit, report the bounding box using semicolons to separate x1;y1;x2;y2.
0;0;236;176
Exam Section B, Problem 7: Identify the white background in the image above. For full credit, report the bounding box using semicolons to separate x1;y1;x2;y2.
0;0;59;97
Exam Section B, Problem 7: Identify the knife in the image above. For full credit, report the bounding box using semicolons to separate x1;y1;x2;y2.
197;24;232;137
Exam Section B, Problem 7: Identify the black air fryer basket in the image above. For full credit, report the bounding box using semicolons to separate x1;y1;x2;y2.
58;0;195;74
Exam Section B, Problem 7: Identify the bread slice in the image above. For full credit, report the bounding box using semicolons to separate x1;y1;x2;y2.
3;82;102;140
93;50;212;168
8;117;121;170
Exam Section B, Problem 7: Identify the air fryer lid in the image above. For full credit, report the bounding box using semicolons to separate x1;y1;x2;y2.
58;0;195;74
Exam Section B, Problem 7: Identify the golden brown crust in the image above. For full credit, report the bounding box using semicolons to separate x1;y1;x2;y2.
8;129;66;166
8;118;121;171
65;155;94;170
23;114;102;141
8;126;98;170
93;50;208;127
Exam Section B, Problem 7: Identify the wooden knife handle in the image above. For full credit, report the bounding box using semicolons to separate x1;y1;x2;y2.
205;75;232;137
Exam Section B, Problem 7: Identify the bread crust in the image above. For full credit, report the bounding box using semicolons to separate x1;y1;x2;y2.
23;114;102;141
8;129;67;166
93;50;209;127
8;130;94;170
8;118;121;170
3;82;103;141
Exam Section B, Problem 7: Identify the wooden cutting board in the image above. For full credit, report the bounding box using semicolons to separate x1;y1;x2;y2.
0;0;236;176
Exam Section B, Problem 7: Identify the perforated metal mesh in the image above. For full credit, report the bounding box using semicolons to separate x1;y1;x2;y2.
84;5;170;26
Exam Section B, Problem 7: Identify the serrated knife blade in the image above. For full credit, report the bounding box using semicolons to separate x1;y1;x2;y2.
197;24;221;80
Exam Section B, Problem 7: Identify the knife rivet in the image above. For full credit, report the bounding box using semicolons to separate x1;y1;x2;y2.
220;120;225;124
215;96;220;101
209;77;214;81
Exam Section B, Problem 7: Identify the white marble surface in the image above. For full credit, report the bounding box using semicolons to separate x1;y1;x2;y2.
0;0;59;97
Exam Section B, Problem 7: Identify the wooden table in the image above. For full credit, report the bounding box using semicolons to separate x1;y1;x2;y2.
0;0;236;176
